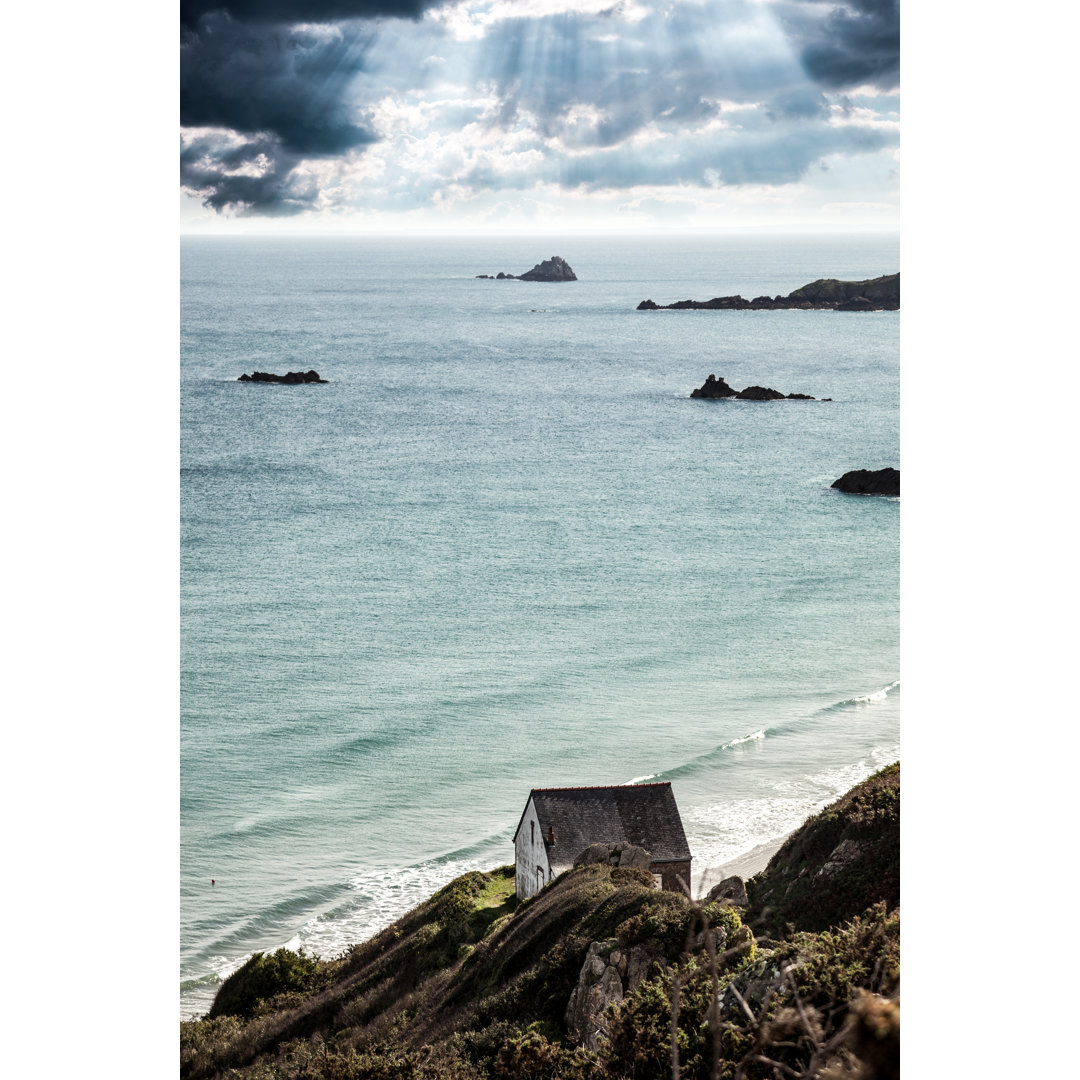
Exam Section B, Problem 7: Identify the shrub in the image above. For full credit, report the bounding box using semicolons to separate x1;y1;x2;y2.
747;763;900;935
210;948;322;1019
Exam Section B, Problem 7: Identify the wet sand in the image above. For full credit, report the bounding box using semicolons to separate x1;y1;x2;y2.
693;834;789;899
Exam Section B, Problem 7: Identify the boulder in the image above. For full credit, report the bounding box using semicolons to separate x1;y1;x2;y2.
238;370;327;384
565;939;655;1050
573;842;653;869
736;385;786;400
786;393;816;400
636;299;659;310
707;876;749;907
616;844;653;869
831;468;900;496
690;374;738;399
575;843;616;867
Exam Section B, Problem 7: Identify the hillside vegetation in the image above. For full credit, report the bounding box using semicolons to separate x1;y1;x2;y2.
181;765;900;1080
747;762;900;936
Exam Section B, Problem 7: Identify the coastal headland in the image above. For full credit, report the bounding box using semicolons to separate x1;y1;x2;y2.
638;272;899;311
181;765;899;1080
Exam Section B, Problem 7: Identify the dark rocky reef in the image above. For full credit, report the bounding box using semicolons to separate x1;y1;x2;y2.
638;272;899;311
832;468;900;496
736;385;786;401
689;373;738;398
238;370;327;384
691;374;824;400
476;255;577;281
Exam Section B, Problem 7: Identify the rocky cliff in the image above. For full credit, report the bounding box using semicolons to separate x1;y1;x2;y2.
746;763;900;937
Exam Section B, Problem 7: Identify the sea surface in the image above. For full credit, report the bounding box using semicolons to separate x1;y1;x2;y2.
180;233;899;1019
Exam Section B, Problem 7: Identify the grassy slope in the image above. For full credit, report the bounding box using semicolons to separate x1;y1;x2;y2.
746;763;900;937
181;766;900;1080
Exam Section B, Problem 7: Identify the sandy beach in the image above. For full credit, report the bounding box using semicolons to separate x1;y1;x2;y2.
694;834;789;898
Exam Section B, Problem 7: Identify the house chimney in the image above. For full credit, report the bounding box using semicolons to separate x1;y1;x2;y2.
547;825;555;844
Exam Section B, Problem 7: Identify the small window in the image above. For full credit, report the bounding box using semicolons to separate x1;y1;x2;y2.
531;820;535;844
652;873;663;890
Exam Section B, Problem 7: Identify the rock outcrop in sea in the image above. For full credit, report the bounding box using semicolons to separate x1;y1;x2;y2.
638;272;899;311
690;374;738;398
238;370;328;384
831;468;900;496
736;385;787;401
690;374;825;400
476;256;578;281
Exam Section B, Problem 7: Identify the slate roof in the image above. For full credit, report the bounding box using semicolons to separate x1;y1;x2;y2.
514;783;692;869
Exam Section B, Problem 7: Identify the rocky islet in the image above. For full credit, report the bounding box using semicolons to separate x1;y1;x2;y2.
639;272;899;311
237;370;328;384
476;255;577;281
690;374;830;401
831;468;900;496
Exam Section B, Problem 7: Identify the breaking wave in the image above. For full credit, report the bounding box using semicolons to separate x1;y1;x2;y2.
818;681;900;713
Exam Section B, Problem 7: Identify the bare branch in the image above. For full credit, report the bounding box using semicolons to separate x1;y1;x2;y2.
671;968;681;1080
750;1053;802;1078
727;981;759;1027
782;965;821;1051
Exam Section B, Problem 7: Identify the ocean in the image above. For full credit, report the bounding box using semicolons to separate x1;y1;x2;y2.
180;232;899;1020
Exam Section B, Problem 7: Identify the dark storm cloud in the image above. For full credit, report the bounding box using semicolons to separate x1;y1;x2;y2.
180;132;317;215
777;0;900;90
180;0;438;31
181;14;379;154
181;12;387;211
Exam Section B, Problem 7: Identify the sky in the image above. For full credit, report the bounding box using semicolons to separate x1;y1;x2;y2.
180;0;899;231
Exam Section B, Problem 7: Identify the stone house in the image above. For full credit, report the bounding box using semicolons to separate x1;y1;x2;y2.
512;782;692;900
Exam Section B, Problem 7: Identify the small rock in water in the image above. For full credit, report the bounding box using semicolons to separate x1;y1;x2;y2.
238;370;328;384
831;468;899;496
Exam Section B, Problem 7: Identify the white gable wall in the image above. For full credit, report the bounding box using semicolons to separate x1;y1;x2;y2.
514;797;553;900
